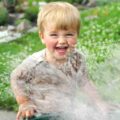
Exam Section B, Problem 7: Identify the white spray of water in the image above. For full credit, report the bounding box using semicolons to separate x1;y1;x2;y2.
13;45;120;120
23;61;119;120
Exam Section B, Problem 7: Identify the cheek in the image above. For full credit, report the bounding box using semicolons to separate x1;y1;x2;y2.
44;38;56;48
68;39;77;45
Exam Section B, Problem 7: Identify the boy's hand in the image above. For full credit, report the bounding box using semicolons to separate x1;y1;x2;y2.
16;102;37;120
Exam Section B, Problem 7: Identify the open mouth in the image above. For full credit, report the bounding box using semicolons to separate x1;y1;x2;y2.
55;46;68;55
55;46;68;49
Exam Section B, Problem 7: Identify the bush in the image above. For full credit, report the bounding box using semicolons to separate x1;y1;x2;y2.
0;6;8;25
45;0;84;4
25;6;39;22
15;18;31;26
2;0;17;12
96;0;119;6
3;0;16;6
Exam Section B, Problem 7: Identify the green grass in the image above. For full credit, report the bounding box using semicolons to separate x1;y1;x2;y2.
0;33;44;110
0;2;120;110
78;2;120;103
92;44;120;103
79;2;120;69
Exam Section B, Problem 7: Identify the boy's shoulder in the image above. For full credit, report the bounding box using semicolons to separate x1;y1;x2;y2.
22;49;45;66
12;49;46;74
74;49;84;55
29;49;46;63
73;49;86;61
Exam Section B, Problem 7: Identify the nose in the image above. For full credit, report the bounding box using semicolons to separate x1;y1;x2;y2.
58;36;67;44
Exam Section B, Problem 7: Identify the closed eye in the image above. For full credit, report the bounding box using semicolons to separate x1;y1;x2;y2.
50;33;58;36
66;33;74;36
65;33;75;37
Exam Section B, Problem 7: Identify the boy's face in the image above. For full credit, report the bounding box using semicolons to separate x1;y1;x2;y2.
40;25;77;62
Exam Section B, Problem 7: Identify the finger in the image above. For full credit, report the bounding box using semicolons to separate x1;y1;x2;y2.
30;109;36;116
16;111;21;120
26;110;31;118
29;110;34;117
21;111;26;118
28;109;36;117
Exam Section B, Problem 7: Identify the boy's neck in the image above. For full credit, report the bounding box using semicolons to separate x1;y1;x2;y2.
45;49;67;66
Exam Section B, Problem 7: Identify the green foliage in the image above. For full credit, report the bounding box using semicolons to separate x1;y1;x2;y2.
3;0;16;6
28;0;43;5
90;45;120;102
96;0;120;6
79;2;120;64
45;0;83;3
78;2;120;102
0;32;44;110
0;5;8;25
45;0;119;4
2;0;17;12
25;6;39;22
74;0;83;4
15;19;31;26
46;0;74;3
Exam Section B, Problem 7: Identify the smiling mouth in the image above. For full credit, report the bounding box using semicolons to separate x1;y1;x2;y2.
55;46;68;50
55;46;68;55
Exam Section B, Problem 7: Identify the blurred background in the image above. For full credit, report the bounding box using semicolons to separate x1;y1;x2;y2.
0;0;120;115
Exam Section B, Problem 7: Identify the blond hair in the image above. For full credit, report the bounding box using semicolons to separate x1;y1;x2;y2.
37;2;80;35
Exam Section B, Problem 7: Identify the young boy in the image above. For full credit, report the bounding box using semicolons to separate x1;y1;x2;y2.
11;2;110;120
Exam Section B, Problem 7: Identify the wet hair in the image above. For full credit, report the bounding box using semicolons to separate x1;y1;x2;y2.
37;2;80;35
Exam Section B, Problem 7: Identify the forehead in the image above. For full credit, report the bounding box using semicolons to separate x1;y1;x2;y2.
44;22;77;32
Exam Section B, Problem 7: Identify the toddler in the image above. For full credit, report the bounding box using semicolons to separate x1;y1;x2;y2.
11;2;110;120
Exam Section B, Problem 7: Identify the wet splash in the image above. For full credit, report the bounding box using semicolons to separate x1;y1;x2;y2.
14;45;120;120
27;60;120;120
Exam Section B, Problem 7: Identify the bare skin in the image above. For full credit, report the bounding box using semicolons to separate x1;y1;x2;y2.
16;96;36;120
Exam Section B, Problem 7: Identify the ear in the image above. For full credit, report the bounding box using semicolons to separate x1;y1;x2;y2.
39;32;45;44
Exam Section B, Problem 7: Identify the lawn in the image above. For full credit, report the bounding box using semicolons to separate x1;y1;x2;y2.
0;2;120;111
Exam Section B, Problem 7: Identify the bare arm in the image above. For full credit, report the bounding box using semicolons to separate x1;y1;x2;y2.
10;65;37;120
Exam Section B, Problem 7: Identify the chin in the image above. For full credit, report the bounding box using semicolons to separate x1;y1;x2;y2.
54;55;67;61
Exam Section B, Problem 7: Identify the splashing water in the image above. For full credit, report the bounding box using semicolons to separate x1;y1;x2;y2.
15;46;120;120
